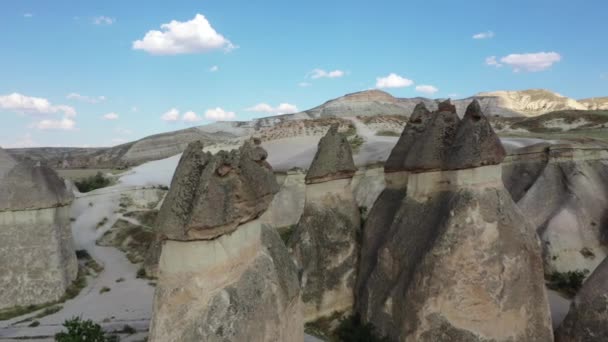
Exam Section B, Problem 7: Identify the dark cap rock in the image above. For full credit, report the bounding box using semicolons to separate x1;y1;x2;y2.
385;103;432;172
402;100;460;172
157;140;279;241
305;124;357;184
445;100;506;169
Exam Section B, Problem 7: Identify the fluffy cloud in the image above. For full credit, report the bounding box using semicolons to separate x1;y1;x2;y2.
298;82;312;87
473;31;494;39
133;14;236;55
182;110;202;122
487;52;562;72
35;117;76;131
24;13;33;18
376;73;414;88
309;69;345;79
67;93;106;104
415;85;439;95
0;93;76;117
246;103;299;115
93;16;115;25
209;65;219;72
161;108;180;122
205;107;236;121
102;112;119;120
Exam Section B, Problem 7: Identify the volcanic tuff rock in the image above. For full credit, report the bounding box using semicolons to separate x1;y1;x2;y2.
288;127;360;321
155;140;279;241
384;103;432;172
356;102;552;341
305;124;357;184
578;96;608;110
149;140;302;342
555;257;608;342
0;148;78;310
502;142;608;274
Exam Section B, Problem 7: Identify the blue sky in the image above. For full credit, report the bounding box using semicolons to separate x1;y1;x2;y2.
1;0;607;147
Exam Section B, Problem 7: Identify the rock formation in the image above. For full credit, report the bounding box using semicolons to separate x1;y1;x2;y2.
555;256;608;341
502;142;608;275
148;140;303;342
287;124;360;321
0;148;78;310
356;100;553;341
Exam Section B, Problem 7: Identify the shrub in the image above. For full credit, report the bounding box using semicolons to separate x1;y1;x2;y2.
29;320;40;327
333;314;389;342
99;287;111;294
75;172;111;193
55;317;113;342
547;269;590;297
348;134;365;153
120;324;136;335
375;130;400;137
136;267;147;279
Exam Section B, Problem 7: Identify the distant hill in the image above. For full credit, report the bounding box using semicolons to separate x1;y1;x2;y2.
7;89;606;169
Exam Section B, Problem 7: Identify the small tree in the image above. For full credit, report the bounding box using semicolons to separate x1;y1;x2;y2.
55;317;114;342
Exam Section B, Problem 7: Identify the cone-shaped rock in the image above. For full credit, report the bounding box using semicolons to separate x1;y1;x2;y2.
305;124;356;184
156;139;279;241
149;140;303;342
555;257;608;341
384;103;432;172
0;147;77;310
288;126;360;321
402;100;460;172
446;100;506;169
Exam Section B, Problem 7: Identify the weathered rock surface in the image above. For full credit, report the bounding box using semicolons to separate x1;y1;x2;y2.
260;171;306;229
0;148;78;310
503;142;608;274
155;140;279;240
305;124;356;184
149;140;303;342
384;103;432;172
555;257;608;342
288;127;360;321
357;105;553;341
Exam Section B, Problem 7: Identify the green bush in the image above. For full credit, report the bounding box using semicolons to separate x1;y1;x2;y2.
334;314;389;342
547;269;589;297
75;172;111;193
375;130;400;137
55;317;115;342
348;134;365;153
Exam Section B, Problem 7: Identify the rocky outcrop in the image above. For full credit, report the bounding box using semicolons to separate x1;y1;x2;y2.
579;96;608;110
555;257;608;341
357;101;553;341
288;127;360;321
148;140;302;342
0;148;78;310
502;142;608;275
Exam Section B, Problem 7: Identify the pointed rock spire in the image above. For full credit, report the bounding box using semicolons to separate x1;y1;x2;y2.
446;99;506;169
385;102;432;172
157;139;279;240
402;100;460;172
305;124;357;184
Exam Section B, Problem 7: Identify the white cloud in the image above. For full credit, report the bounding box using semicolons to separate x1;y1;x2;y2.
34;117;76;131
205;107;236;121
473;31;494;39
447;93;460;99
182;110;202;122
209;65;219;72
485;56;502;67
93;16;115;25
415;85;439;95
310;69;345;79
487;52;562;72
161;108;180;122
103;112;119;120
298;82;312;87
133;14;236;55
131;106;138;112
0;93;76;117
67;92;106;104
24;13;33;18
246;103;299;115
375;73;414;88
